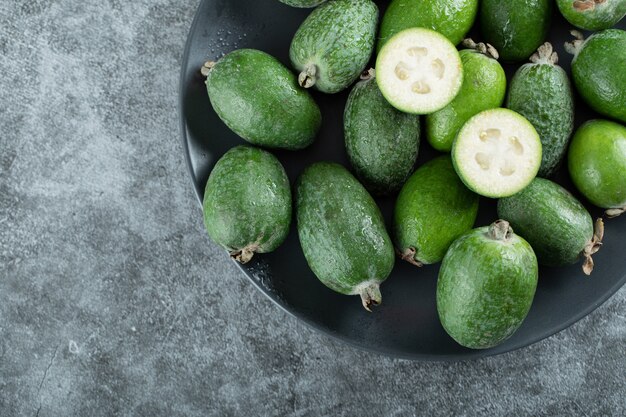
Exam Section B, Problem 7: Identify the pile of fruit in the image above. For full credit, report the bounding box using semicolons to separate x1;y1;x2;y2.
199;0;626;349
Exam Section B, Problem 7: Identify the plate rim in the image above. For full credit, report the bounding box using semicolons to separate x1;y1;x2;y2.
178;0;626;361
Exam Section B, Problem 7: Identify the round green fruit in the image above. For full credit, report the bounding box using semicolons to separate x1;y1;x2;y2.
556;0;626;30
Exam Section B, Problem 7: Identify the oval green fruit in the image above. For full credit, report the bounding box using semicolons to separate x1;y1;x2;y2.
566;29;626;123
497;178;604;274
344;70;421;195
204;49;321;150
203;146;292;264
426;41;506;152
480;0;552;62
568;119;626;217
289;0;378;93
278;0;326;7
378;0;478;51
506;43;575;177
437;220;538;349
296;162;395;310
557;0;626;30
394;156;479;266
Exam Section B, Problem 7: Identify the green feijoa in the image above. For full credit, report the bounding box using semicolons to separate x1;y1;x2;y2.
426;40;506;152
568;120;626;217
497;178;604;274
344;69;421;195
480;0;552;62
203;146;292;264
506;43;575;177
394;156;479;266
278;0;326;7
566;29;626;123
437;220;538;349
296;162;395;311
557;0;626;31
377;0;478;51
203;49;321;150
289;0;378;94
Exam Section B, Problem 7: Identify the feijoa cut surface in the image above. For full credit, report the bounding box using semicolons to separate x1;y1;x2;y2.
203;146;292;264
394;156;479;266
437;221;538;349
344;70;421;195
289;0;378;94
296;162;395;311
204;49;321;150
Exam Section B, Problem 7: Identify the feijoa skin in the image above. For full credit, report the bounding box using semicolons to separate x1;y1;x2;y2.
566;30;626;123
289;0;378;94
480;0;552;62
497;178;603;274
568;120;626;218
278;0;326;7
203;146;292;264
437;221;538;349
426;41;506;152
204;49;321;150
557;0;626;31
377;0;478;51
344;70;421;195
394;156;479;266
296;162;395;311
506;43;575;177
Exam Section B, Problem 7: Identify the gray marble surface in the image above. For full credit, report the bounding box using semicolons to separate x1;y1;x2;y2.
0;1;624;416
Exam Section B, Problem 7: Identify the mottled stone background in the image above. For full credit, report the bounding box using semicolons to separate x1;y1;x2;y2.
0;1;624;416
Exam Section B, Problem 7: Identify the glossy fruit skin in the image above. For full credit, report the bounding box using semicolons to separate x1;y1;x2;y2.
568;120;626;209
289;0;378;94
205;49;321;150
556;0;626;30
278;0;326;7
378;0;478;51
498;178;593;266
203;146;292;260
480;0;552;62
506;56;574;177
570;30;626;123
394;156;479;265
437;222;538;349
344;74;421;195
426;49;506;152
296;163;395;295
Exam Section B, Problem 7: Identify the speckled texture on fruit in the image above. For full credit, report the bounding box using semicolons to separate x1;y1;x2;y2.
278;0;326;8
426;49;507;152
506;56;574;177
378;0;478;51
480;0;552;62
497;178;594;266
296;163;394;295
203;146;292;257
206;49;322;149
556;0;626;30
1;1;626;416
570;29;626;123
289;0;378;93
344;75;421;195
394;156;479;265
437;224;539;349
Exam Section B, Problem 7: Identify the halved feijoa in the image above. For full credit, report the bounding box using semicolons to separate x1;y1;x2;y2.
452;108;542;198
376;28;463;114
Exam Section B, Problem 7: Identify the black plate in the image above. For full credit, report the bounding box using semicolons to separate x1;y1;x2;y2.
179;0;626;360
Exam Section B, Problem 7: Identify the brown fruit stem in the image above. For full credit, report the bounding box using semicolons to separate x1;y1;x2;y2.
605;206;626;218
488;219;513;241
582;218;604;275
530;42;559;65
298;64;317;89
200;61;216;77
564;30;586;56
230;244;259;264
397;247;423;267
359;282;382;312
462;38;499;60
